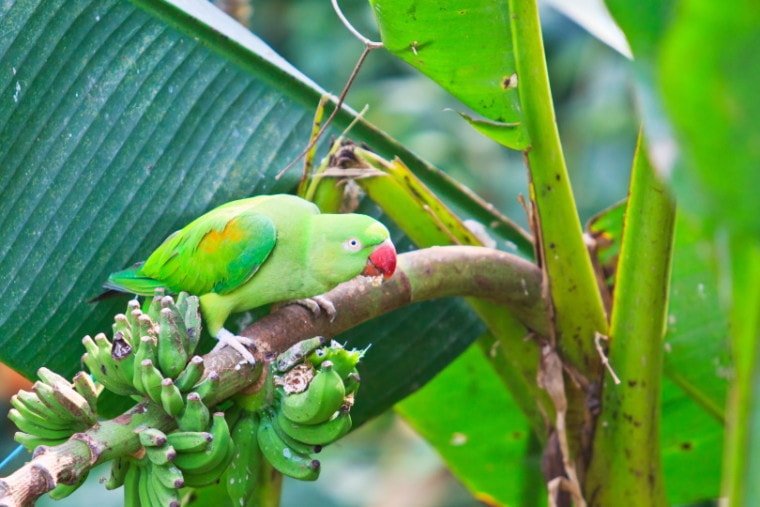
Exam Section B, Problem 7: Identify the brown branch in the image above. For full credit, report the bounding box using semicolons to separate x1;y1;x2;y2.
0;246;544;506
243;245;547;353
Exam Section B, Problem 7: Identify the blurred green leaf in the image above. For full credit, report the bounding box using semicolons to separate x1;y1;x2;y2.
664;215;730;421
722;238;760;504
660;377;723;504
603;0;673;58
659;1;760;236
396;342;544;506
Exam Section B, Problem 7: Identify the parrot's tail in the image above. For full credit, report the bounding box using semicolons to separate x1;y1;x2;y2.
87;288;127;304
89;263;167;303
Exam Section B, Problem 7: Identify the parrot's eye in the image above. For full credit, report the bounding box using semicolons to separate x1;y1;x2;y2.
343;238;363;252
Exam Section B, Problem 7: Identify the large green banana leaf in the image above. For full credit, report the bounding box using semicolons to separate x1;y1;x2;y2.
0;0;525;425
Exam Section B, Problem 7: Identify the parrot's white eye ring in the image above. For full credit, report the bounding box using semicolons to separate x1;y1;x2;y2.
343;238;363;252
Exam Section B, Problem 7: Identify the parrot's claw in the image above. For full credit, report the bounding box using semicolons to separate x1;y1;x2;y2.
213;328;256;364
288;295;337;322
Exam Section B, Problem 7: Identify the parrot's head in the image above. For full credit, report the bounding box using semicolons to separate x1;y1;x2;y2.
311;214;397;285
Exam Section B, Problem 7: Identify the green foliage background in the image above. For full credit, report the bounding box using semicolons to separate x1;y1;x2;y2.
2;0;755;505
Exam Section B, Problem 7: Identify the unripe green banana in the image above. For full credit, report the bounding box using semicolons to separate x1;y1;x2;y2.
136;313;158;342
106;456;132;490
257;411;320;481
82;335;134;396
82;333;136;395
72;371;101;411
275;407;352;446
224;410;262;505
157;306;189;378
160;378;185;416
133;336;157;394
146;464;182;507
138;427;168;447
122;461;141;507
176;412;234;487
280;362;346;425
14;432;55;450
160;295;187;331
194;371;221;403
343;369;361;396
275;336;327;373
9;409;73;445
81;335;100;363
10;393;72;432
111;331;137;390
146;289;166;322
266;410;320;455
112;313;134;346
36;368;97;425
174;355;204;393
125;301;142;332
182;295;202;354
177;392;210;432
140;359;165;404
151;461;185;490
137;461;153;507
166;431;213;453
36;367;72;389
175;291;189;315
146;444;177;466
48;470;88;500
174;414;231;474
33;382;79;422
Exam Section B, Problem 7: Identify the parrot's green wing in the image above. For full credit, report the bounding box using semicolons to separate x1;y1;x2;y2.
140;209;277;295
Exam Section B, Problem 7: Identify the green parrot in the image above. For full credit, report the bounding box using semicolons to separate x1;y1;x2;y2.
101;194;397;363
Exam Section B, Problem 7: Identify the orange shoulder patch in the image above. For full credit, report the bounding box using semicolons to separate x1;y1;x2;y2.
198;218;245;253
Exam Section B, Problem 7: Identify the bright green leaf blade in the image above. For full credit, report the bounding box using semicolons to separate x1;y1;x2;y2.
396;342;544;506
664;214;730;421
369;0;524;128
457;112;530;151
660;377;723;504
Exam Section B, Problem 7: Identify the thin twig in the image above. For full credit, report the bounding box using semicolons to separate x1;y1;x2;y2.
275;0;383;180
330;0;383;48
595;332;621;385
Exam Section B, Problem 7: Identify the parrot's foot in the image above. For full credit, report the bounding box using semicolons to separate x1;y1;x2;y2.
213;328;256;364
288;295;337;322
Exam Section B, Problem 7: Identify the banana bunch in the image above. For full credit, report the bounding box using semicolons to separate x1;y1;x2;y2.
109;455;183;507
81;291;206;405
9;368;100;450
104;411;234;506
225;338;362;485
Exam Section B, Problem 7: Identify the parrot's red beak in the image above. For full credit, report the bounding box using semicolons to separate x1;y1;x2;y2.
363;238;397;279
